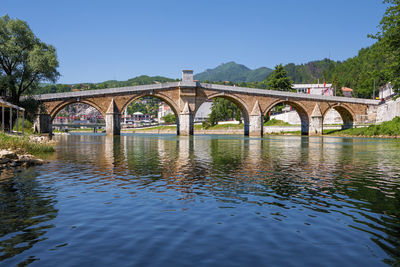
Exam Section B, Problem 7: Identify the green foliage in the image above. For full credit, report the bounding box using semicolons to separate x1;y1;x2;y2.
206;98;242;126
370;0;400;91
197;123;243;130
266;64;293;91
329;42;390;98
126;97;158;117
13;119;33;134
194;62;272;82
331;117;400;136
264;118;290;126
283;59;338;84
0;15;59;104
0;132;54;155
19;96;42;121
162;113;175;123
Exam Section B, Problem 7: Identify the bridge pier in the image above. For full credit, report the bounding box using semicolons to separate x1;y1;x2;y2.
106;99;121;135
179;102;193;136
309;103;323;135
34;114;52;134
249;101;263;137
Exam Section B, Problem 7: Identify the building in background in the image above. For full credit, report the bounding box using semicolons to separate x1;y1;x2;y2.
158;103;173;123
341;87;353;98
293;83;333;96
379;83;395;100
194;101;212;122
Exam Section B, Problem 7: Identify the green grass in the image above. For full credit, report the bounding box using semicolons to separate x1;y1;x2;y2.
12;119;34;134
54;128;95;133
124;125;177;131
264;118;291;126
195;123;243;130
0;132;54;155
326;117;400;137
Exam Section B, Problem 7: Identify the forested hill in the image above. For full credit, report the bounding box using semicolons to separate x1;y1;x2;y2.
284;42;389;98
37;41;389;99
36;75;176;95
283;59;337;84
194;62;273;82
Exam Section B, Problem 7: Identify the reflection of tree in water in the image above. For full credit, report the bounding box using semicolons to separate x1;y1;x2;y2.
334;166;400;266
209;139;244;174
0;169;58;264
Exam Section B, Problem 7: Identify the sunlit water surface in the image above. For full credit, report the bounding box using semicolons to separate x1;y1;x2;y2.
1;134;400;266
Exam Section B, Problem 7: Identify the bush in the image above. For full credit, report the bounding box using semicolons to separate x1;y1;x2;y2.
337;116;400;136
162;113;176;124
13;119;34;134
0;132;54;155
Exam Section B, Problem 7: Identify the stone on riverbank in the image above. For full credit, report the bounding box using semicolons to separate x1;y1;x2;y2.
0;149;45;171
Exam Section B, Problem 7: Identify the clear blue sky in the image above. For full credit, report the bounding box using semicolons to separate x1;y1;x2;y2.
1;0;387;84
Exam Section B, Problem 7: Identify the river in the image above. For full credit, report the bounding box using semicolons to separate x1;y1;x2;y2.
1;134;400;266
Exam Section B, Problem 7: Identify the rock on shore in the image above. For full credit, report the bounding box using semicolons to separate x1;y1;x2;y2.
0;149;45;171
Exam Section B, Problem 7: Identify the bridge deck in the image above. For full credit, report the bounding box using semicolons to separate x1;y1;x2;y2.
34;81;379;105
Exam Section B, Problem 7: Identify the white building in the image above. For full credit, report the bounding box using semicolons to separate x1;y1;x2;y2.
379;83;395;100
194;101;212;122
293;83;334;96
158;103;174;123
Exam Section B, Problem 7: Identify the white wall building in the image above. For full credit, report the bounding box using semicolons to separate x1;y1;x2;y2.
158;103;174;123
293;83;334;96
379;83;395;100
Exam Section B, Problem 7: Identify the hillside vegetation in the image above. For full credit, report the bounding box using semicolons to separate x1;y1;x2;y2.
194;62;273;82
330;117;400;137
34;41;391;100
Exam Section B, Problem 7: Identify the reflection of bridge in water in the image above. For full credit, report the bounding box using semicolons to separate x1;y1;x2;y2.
35;70;379;136
54;134;398;201
52;123;105;133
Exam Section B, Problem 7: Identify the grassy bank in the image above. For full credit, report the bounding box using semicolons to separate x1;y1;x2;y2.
264;119;291;126
195;123;243;130
12;119;34;134
326;117;400;137
0;132;54;155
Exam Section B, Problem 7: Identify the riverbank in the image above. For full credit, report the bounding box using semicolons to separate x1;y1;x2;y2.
0;132;55;172
56;117;400;138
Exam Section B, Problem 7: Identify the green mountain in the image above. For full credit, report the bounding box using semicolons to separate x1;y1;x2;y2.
194;62;273;82
283;59;338;84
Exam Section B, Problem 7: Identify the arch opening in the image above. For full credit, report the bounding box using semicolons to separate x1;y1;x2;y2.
122;95;180;135
323;105;354;132
52;102;105;133
194;95;250;135
264;101;310;135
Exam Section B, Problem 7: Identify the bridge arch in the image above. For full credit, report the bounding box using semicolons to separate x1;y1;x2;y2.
121;92;181;134
195;93;251;135
322;104;355;129
264;99;310;135
49;99;106;121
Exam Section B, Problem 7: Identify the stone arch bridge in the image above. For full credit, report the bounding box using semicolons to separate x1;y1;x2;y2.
34;70;379;136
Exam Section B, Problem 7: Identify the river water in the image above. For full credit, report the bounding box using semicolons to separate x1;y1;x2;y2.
1;134;400;266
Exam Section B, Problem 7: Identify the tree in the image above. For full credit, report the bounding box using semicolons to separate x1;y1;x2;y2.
370;0;400;91
265;64;293;91
206;98;242;126
0;15;59;104
162;113;175;124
